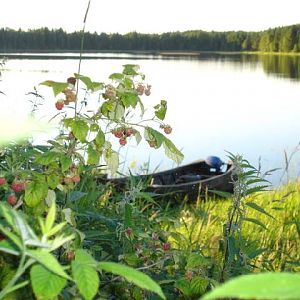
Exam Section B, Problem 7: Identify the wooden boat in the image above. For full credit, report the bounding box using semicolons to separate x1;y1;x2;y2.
101;158;235;201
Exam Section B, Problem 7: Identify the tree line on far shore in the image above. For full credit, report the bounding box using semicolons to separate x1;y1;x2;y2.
0;24;300;52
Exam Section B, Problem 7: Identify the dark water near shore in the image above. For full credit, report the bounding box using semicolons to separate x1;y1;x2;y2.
1;52;300;185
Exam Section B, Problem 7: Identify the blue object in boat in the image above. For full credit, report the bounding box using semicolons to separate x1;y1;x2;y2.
205;156;224;170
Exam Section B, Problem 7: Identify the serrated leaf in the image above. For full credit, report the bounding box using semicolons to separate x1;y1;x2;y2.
186;253;208;269
30;264;67;299
87;144;100;165
108;103;125;120
163;138;184;164
75;73;104;92
246;202;275;220
154;100;167;120
95;129;105;148
98;262;165;299
60;155;72;172
120;91;138;108
71;119;89;143
27;249;71;279
134;130;142;145
40;80;68;97
25;181;48;207
105;151;119;175
122;64;140;75
72;260;99;300
75;249;97;266
243;217;267;230
245;185;269;196
145;127;165;148
109;73;124;81
35;151;58;165
47;174;60;189
201;273;300;300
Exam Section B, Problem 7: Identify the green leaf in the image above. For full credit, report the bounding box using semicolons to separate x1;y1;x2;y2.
71;119;89;143
201;273;300;300
105;151;119;175
246;202;275;220
75;249;97;266
109;73;124;81
163;138;184;165
243;217;267;230
87;145;100;165
27;249;71;279
75;74;104;91
40;80;68;97
134;130;142;145
47;174;60;189
45;199;56;233
154;100;167;120
145;127;165;148
72;260;99;300
186;253;208;269
108;103;125;120
245;185;269;196
60;155;73;172
120;91;138;108
95;129;105;148
209;190;232;198
31;264;67;299
35;151;58;165
98;262;166;299
0;239;20;256
122;64;140;75
25;181;48;207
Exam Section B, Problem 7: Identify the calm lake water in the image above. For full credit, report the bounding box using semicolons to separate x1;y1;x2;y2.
1;53;300;185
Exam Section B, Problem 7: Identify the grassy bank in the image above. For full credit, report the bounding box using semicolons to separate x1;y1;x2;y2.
171;181;300;272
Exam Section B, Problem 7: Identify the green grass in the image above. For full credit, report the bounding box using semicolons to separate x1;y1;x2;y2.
170;181;300;272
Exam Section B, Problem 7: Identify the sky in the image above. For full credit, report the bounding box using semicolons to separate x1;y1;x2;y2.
0;0;299;34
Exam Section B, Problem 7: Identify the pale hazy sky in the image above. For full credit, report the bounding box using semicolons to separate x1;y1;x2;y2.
0;0;299;33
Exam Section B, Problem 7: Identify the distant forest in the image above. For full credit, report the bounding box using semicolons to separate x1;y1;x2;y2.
0;24;300;52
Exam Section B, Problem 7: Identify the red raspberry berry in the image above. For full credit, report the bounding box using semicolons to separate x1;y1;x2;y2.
71;175;80;183
55;101;64;110
0;177;6;186
113;130;124;139
162;242;171;251
7;194;17;206
11;181;25;193
119;137;127;146
164;126;172;134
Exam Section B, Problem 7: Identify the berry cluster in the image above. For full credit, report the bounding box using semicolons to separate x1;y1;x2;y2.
135;83;151;96
112;127;135;146
104;84;116;99
0;177;26;206
63;164;81;185
55;77;77;110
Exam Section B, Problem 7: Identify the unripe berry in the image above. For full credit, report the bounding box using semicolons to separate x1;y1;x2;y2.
136;84;144;95
149;141;157;148
185;270;193;280
67;77;76;86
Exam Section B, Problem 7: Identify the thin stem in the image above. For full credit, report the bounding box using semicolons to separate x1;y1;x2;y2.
75;0;91;118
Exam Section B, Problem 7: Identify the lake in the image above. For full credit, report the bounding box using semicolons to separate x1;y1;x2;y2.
1;52;300;185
